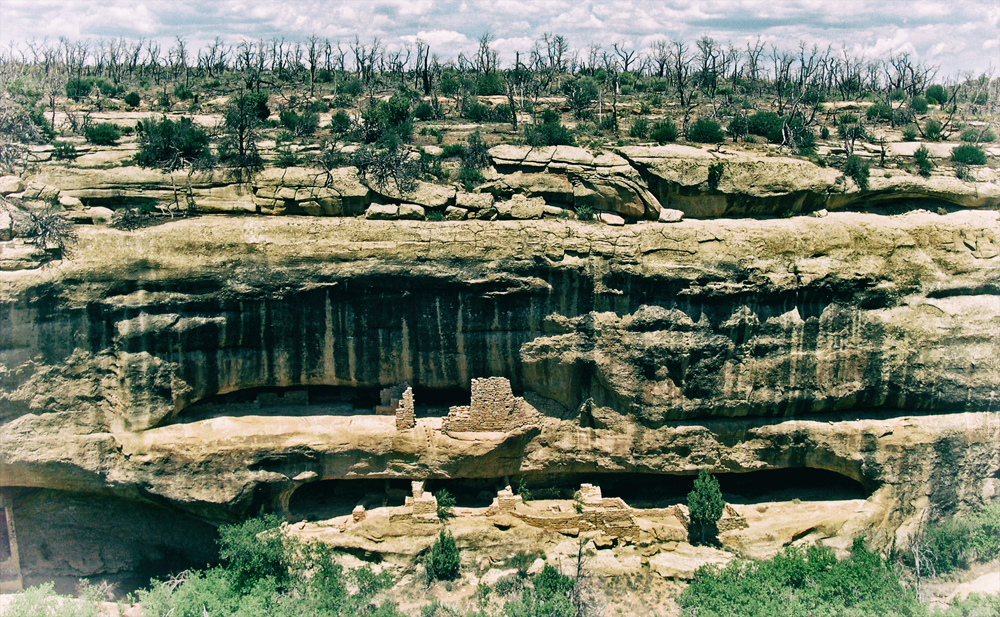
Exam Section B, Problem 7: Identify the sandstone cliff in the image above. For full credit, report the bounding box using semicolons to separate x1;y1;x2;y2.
1;148;999;587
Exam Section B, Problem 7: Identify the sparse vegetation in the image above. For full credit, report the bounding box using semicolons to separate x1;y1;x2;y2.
914;145;933;177
844;154;871;190
134;115;212;171
524;109;575;147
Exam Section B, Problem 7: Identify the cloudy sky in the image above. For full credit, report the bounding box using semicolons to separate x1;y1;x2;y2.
0;0;997;78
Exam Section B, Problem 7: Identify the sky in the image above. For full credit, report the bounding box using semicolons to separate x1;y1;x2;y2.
0;0;997;78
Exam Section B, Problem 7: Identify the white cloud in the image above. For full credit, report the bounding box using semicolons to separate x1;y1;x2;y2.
0;0;993;76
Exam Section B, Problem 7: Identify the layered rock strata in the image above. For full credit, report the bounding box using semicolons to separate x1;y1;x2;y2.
1;210;998;585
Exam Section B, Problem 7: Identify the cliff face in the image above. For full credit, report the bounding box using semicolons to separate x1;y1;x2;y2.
1;203;999;585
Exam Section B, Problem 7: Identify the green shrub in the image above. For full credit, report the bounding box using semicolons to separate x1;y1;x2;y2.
462;131;491;170
413;101;438;121
575;202;594;221
960;127;997;143
329;109;352;134
218;514;289;592
844;154;870;190
428;529;460;581
279;109;320;136
820;126;830;139
951;143;987;165
926;85;948;105
332;93;354;108
157;91;171;109
688;118;725;144
909;96;929;113
707;162;724;191
914;145;933;177
84;122;122;145
360;94;412;144
457;166;485;192
924;118;943;141
902;125;919;141
747;111;785;143
435;488;456;519
680;539;921;617
65;77;92;101
524;109;575;146
2;582;98;617
441;143;465;158
866;103;894;122
305;99;328;113
494;573;524;596
650;119;678;144
476;71;504;96
124;91;141;108
52;141;78;160
174;84;193;101
533;564;574;599
134;115;212;170
629;117;650;139
343;77;364;97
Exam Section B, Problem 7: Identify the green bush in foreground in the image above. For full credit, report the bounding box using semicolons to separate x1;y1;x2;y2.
916;503;1000;575
680;539;922;617
428;529;460;581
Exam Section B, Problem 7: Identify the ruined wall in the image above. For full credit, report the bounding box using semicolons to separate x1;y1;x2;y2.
442;377;539;433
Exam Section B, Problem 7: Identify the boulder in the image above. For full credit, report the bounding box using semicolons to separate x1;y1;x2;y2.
297;200;325;216
444;206;468;221
658;208;684;223
20;181;60;203
88;206;114;226
397;203;426;220
456;192;494;211
598;212;625;226
496;195;545;220
371;181;455;209
0;176;25;195
365;204;399;220
573;176;648;219
58;194;85;209
485;171;574;203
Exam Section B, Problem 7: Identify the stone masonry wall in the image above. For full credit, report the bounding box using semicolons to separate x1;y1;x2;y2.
442;377;538;433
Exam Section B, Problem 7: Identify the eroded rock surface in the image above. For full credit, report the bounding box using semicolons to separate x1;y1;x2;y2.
1;210;999;584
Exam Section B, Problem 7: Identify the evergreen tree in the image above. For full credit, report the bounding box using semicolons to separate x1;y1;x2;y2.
687;468;724;544
429;529;460;580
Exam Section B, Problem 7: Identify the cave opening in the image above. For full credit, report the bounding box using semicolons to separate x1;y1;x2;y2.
180;385;480;422
287;468;869;522
179;385;382;422
288;479;411;522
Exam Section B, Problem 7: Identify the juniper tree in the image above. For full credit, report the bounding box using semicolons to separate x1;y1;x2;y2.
687;468;724;545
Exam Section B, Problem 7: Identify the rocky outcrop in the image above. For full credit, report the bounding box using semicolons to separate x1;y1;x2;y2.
618;145;1000;217
1;207;999;584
